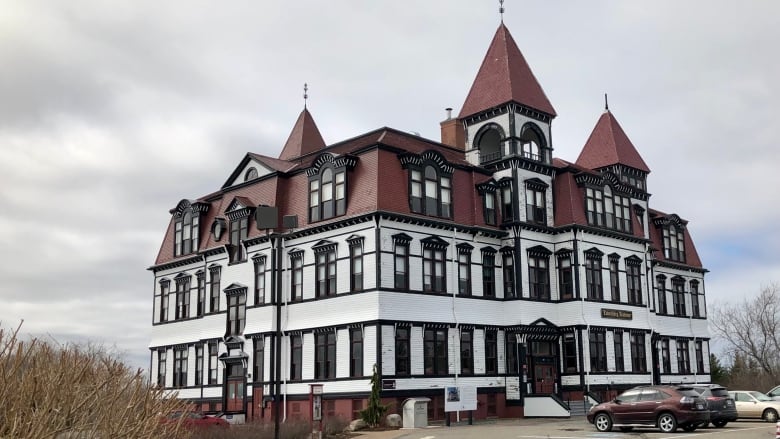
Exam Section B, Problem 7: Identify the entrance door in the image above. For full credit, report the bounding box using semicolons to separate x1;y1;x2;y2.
533;364;556;394
226;378;245;412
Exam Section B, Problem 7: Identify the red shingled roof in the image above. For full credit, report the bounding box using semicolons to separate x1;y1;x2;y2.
459;23;556;118
575;111;650;173
278;108;326;160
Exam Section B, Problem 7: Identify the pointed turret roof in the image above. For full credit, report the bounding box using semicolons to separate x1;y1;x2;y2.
278;108;326;161
575;110;650;173
459;23;556;119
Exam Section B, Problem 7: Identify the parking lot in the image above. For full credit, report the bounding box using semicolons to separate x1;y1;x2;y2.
371;418;777;439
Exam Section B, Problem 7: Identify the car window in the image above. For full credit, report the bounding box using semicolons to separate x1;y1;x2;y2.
618;389;641;402
640;390;664;401
678;389;701;397
749;391;772;401
710;388;729;397
734;392;751;402
691;387;707;395
769;386;780;396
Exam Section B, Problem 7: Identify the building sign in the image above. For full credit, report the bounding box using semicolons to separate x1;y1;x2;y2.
382;379;396;390
444;385;477;412
601;308;633;320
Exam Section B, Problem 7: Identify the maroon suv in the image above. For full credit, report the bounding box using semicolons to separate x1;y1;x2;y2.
587;385;709;433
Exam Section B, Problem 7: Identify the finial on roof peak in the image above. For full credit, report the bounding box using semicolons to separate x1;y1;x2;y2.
499;0;505;22
604;93;609;112
303;83;309;109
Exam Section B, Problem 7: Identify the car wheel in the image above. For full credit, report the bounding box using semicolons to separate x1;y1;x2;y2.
594;413;613;432
657;412;678;433
763;408;778;423
682;424;697;432
618;426;633;432
712;420;728;428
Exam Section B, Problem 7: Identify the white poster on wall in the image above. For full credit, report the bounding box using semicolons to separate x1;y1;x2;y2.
444;385;478;412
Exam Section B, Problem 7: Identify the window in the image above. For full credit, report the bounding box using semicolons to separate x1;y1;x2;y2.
208;342;218;385
484;192;497;225
690;281;701;317
609;258;620;302
614;331;624;372
174;209;199;257
482;250;496;298
589;331;607;372
525;184;546;225
229;216;249;263
613;194;632;232
502;252;515;298
157;350;166;387
663;223;686;262
393;239;409;289
563;334;577;373
501;186;514;222
519;125;544;161
173;348;187;388
424;328;448;375
196;271;206;316
672;277;686;317
423;244;446;293
254;256;266;305
558;254;573;300
290;252;303;301
310;167;347;222
244;167;258;181
661;339;671;373
528;252;550;300
209;266;221;313
626;261;642;305
630;333;647;372
506;334;518;374
656;275;667;314
174;275;191;320
410;165;451;218
315;246;337;298
457;247;471;296
226;293;246;336
485;330;497;374
695;340;704;373
477;126;502;163
395;327;410;376
290;335;302;381
315;332;336;379
350;328;363;377
460;330;474;375
159;280;170;323
253;339;263;382
585;253;603;300
349;240;363;292
677;340;690;374
195;345;203;386
586;188;605;227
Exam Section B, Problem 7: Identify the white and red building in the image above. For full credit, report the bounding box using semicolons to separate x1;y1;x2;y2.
149;20;710;422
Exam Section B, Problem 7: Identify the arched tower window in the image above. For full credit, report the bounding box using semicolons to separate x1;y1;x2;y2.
476;126;503;164
520;124;545;162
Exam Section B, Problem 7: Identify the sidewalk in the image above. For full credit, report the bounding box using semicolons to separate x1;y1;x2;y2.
355;417;583;439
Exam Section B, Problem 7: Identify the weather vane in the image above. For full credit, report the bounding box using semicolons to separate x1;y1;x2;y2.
499;0;505;22
304;83;309;108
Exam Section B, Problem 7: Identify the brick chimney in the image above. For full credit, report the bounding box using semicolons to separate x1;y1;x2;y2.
440;108;465;149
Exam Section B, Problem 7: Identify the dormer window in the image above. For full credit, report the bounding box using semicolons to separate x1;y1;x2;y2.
410;165;451;218
171;200;208;257
663;223;686;262
585;186;632;233
225;197;253;264
524;179;547;225
309;166;346;222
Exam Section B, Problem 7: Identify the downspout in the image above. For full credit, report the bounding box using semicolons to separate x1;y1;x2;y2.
271;235;281;439
574;228;589;397
643;241;657;384
375;215;382;378
450;226;460;422
281;236;289;423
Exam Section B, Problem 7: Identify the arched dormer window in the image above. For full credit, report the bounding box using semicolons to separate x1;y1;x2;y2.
519;123;546;163
307;153;356;222
399;151;454;219
475;124;504;164
172;199;208;257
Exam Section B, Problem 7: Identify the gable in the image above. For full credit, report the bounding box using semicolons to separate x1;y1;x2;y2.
223;157;276;189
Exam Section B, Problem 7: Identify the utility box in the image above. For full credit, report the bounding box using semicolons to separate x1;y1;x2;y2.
402;397;431;428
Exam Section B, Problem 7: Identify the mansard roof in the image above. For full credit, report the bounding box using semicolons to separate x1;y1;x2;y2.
278;108;326;160
575;110;650;173
459;23;556;119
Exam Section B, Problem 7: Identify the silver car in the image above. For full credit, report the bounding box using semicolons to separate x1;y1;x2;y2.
728;390;780;422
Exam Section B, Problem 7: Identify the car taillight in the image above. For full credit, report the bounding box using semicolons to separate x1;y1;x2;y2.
680;396;695;404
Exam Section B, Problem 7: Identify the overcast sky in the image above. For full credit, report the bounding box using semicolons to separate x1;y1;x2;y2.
1;1;778;371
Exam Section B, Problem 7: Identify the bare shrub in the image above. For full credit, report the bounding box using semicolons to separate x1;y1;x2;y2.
190;419;312;439
322;416;350;436
0;323;190;438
